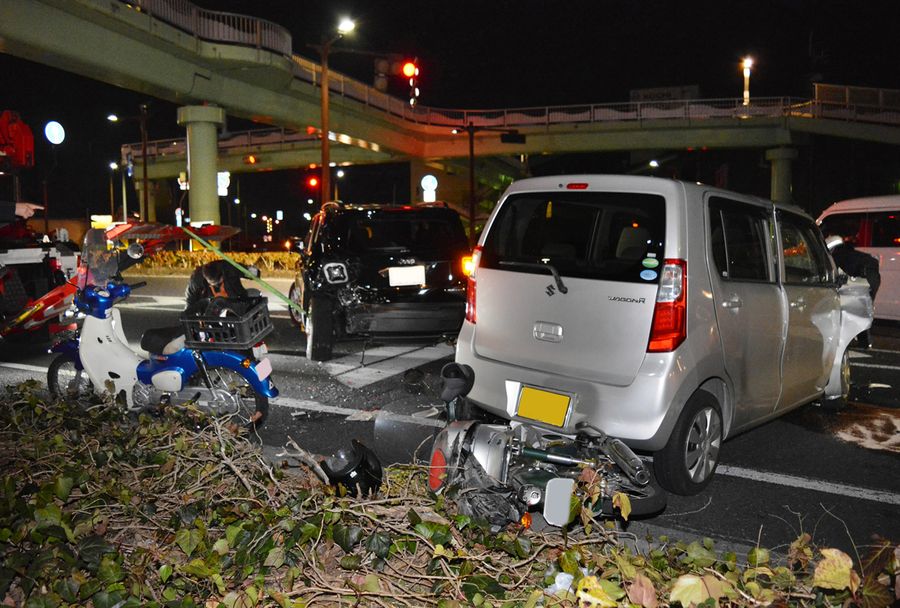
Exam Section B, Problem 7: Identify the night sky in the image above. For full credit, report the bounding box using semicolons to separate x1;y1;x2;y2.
2;0;900;236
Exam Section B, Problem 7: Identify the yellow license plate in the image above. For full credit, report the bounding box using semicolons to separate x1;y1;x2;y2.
516;386;571;427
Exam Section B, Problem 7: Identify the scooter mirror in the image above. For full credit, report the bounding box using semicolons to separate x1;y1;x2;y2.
126;243;145;259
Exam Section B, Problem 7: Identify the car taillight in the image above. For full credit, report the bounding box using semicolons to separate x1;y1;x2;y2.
648;259;687;352
428;448;447;491
465;246;481;324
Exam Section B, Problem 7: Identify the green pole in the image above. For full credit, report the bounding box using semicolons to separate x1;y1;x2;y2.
179;227;302;315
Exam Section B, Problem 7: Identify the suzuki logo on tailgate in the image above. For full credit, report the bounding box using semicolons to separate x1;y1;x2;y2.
533;321;563;343
608;296;646;304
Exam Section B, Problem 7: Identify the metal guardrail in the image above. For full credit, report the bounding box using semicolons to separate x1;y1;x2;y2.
116;0;900;161
124;0;292;56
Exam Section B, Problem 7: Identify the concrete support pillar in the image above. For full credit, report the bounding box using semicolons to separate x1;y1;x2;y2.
765;147;798;204
177;105;225;224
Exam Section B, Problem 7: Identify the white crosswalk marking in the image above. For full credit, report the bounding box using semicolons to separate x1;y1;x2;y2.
324;343;455;388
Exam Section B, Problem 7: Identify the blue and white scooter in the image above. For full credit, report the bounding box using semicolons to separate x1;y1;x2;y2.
47;229;277;429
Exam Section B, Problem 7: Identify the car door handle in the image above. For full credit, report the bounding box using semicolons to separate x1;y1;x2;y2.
721;296;743;309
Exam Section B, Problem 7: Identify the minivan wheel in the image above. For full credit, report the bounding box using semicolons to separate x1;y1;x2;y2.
821;349;850;411
306;295;334;361
653;392;722;496
288;283;304;329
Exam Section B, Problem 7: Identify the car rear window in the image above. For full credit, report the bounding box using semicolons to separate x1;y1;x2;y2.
336;212;469;254
480;191;666;282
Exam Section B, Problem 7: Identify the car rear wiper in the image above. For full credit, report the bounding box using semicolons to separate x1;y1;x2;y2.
499;261;568;294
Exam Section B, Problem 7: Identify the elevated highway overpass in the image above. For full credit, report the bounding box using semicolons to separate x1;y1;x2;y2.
2;0;899;224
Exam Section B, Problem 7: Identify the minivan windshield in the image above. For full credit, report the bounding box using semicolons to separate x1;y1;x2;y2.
335;212;469;254
480;192;666;283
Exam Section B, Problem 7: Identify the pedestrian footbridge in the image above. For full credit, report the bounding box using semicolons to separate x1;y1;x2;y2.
2;0;899;221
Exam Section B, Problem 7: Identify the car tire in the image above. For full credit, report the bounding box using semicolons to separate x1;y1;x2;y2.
821;348;850;411
306;295;334;361
288;283;304;329
653;391;722;496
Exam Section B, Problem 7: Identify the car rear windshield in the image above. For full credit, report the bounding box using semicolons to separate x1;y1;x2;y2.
335;212;469;254
480;191;666;282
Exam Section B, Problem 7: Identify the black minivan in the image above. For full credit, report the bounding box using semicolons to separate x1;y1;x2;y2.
289;202;470;360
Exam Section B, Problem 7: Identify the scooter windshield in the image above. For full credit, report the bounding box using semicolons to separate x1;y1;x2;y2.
77;228;120;289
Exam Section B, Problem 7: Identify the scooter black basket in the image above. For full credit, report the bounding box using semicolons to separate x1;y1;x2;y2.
180;296;273;350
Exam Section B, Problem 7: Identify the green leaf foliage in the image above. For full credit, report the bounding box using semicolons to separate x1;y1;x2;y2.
0;381;894;607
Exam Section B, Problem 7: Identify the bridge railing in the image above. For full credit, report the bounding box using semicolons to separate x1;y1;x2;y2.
123;0;292;57
120;1;900;132
289;52;900;130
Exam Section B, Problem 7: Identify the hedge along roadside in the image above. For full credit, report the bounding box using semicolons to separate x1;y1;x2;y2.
131;250;298;277
178;227;304;317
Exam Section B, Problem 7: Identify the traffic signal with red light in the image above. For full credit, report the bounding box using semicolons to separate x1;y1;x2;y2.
307;176;319;188
403;59;420;106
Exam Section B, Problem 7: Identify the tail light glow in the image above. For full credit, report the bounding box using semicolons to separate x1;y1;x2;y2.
465;246;482;324
566;183;589;190
648;259;687;352
461;255;474;277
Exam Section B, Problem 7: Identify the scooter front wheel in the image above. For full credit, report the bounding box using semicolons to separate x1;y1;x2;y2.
47;353;94;402
184;366;268;431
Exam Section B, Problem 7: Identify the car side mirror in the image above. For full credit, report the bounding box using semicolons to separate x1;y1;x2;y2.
836;273;849;287
247;265;261;279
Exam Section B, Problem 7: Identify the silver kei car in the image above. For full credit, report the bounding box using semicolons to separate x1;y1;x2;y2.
456;175;872;496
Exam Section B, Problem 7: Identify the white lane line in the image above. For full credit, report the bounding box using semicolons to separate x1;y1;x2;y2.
717;465;900;506
0;362;49;373
121;295;288;311
324;343;454;388
271;395;444;428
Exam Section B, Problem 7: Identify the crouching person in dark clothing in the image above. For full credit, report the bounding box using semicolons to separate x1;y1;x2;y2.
184;259;247;313
825;234;880;348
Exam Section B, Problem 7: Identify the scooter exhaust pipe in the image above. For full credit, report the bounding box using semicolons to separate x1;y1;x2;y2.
600;438;651;487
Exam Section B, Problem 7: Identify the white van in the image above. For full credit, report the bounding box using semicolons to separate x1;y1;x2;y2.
817;195;900;321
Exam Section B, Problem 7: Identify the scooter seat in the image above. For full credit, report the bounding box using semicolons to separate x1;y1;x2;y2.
141;326;186;355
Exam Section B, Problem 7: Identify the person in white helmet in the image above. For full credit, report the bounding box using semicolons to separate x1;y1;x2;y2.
825;233;880;348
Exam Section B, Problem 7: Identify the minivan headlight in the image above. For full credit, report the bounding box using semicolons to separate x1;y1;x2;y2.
323;262;349;284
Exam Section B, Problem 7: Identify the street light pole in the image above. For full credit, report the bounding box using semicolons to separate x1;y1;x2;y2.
320;40;332;208
139;103;149;221
108;162;118;217
316;17;355;209
453;124;526;246
742;57;753;106
467;124;476;245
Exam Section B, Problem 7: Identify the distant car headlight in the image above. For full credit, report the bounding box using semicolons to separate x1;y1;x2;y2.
323;262;349;284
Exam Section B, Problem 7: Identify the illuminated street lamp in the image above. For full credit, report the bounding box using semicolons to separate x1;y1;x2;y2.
108;161;118;217
314;17;356;208
42;120;65;234
741;56;753;106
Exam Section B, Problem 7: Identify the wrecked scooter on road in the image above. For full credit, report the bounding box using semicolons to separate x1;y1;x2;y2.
428;363;666;531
